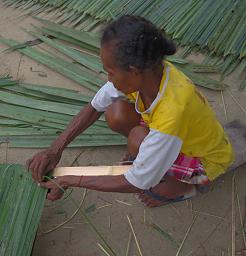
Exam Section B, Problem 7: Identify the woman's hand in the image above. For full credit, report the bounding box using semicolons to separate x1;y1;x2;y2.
40;175;79;201
27;104;101;182
27;148;62;182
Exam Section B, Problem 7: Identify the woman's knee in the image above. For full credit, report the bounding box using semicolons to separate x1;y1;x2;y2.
105;100;141;136
128;126;149;156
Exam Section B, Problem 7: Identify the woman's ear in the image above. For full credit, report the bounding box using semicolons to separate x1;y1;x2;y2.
129;65;141;77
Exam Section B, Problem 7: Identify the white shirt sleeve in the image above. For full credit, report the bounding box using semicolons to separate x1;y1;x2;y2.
124;129;182;190
91;81;126;112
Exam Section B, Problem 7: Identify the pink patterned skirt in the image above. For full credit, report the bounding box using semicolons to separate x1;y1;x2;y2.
139;119;210;186
166;153;210;186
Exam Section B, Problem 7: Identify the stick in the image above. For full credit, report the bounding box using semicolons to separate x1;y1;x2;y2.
193;210;227;221
125;232;132;256
40;189;87;235
16;54;23;79
97;204;112;210
97;242;111;256
115;199;132;206
108;216;111;229
221;90;228;121
170;204;181;217
70;151;85;167
226;89;246;115
176;215;197;256
53;165;131;177
126;215;143;256
190;200;194;218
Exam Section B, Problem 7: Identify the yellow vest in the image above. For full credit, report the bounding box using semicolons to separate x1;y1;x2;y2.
127;61;234;180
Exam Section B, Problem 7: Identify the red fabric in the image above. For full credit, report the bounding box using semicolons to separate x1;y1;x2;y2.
166;153;210;185
139;119;210;185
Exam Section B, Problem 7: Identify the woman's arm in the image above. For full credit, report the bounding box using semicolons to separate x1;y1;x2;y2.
40;175;142;201
50;103;102;155
28;103;102;182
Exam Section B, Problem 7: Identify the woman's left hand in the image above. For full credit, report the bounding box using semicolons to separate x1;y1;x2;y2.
39;175;79;201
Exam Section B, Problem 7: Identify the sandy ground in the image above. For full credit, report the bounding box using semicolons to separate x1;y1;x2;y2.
0;3;246;256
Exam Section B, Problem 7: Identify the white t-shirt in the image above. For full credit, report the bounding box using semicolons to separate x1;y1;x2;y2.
91;79;182;190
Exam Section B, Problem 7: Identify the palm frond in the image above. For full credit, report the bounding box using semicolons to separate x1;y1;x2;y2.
3;0;244;86
0;164;47;256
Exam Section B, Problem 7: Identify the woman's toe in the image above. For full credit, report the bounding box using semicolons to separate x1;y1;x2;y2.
135;192;169;207
141;194;162;206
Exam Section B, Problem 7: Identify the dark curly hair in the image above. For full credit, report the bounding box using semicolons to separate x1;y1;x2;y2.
101;15;176;71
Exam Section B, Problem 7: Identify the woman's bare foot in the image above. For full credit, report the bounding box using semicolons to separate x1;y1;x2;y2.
136;175;195;207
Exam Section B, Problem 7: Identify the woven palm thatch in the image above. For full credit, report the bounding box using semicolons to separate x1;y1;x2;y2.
0;18;230;148
0;165;116;255
0;76;126;148
0;17;226;91
2;0;246;88
0;164;47;256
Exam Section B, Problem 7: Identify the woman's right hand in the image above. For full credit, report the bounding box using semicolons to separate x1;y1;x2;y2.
26;103;101;183
27;148;62;182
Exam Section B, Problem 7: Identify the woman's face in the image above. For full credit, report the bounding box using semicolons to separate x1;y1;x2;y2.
100;42;142;94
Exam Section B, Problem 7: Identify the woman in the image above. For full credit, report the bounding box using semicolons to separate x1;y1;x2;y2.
28;15;235;207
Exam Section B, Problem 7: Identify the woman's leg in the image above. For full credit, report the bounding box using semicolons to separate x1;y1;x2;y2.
106;101;195;207
140;120;246;207
127;125;149;157
105;100;141;137
137;176;195;207
127;126;195;207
